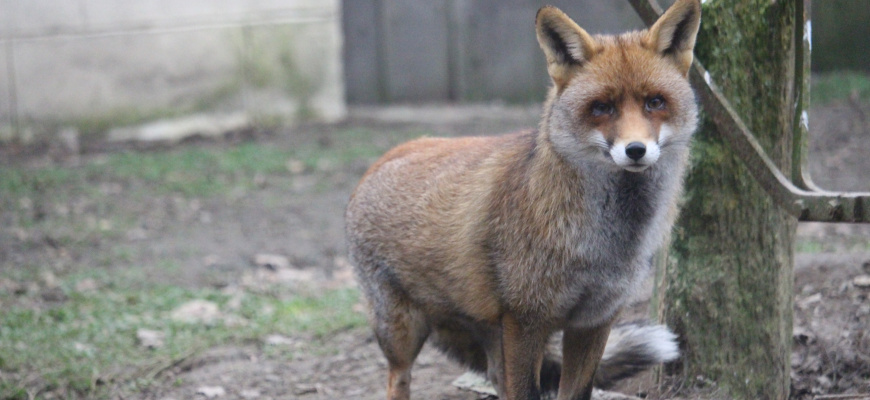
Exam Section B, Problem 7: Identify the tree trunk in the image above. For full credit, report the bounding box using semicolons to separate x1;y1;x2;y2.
654;1;801;399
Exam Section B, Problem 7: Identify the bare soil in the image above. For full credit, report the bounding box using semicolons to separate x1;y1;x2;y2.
2;102;869;400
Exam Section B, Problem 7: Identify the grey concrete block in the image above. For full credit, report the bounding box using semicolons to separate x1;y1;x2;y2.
241;20;346;122
107;112;250;143
0;0;19;38
0;44;13;139
12;27;243;121
247;0;339;14
5;0;345;136
6;0;87;38
82;0;339;32
82;0;248;29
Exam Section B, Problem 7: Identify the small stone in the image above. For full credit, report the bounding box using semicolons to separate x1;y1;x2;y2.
196;386;226;398
253;173;267;187
286;159;306;174
852;274;870;288
0;278;24;295
814;375;832;390
352;301;368;314
41;271;60;289
792;326;815;345
265;334;295;346
293;385;317;395
274;268;315;283
127;228;148;241
75;278;99;293
58;127;80;154
19;197;33;211
253;254;291;270
591;389;643;400
225;292;244;310
41;287;68;302
73;342;94;355
107;113;249;143
452;372;496;396
170;300;221;324
136;329;165;349
240;389;260;399
797;293;822;309
316;158;334;172
222;314;248;327
203;254;221;267
99;219;113;231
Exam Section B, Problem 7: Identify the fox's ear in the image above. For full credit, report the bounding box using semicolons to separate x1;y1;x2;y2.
648;0;701;75
535;6;597;90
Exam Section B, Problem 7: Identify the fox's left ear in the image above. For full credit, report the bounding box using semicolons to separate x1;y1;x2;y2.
535;6;597;90
648;0;701;76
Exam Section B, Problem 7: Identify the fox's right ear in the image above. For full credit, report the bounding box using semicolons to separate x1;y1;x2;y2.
535;6;597;90
648;0;701;76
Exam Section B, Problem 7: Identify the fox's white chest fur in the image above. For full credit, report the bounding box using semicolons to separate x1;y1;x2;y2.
561;155;686;328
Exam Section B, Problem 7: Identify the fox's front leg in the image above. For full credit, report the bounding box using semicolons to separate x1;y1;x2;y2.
556;318;616;400
500;313;548;400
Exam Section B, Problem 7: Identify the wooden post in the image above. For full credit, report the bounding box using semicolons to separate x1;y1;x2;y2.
653;1;802;398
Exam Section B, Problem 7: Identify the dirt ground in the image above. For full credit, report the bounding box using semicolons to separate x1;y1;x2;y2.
3;101;870;400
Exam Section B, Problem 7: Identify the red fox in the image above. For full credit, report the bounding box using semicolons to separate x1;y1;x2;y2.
345;1;700;399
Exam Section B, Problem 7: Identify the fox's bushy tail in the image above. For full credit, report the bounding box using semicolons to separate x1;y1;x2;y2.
593;321;679;388
432;321;678;392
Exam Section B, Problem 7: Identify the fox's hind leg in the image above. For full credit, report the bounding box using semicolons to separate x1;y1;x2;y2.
556;320;615;400
369;289;430;400
432;320;564;396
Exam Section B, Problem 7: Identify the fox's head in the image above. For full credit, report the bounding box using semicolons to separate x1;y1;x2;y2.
536;0;701;173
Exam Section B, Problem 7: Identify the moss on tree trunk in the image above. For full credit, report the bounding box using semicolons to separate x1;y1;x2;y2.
655;1;800;399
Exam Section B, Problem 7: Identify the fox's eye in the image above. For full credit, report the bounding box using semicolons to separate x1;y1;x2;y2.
591;101;615;116
645;96;666;111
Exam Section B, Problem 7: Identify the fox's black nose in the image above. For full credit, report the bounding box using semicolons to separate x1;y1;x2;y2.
625;142;646;161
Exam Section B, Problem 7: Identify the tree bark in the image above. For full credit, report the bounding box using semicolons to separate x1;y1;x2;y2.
654;1;801;399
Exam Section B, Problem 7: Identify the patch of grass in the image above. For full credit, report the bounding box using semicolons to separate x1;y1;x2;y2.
0;271;366;399
0;128;428;398
0;167;78;200
795;239;825;253
298;127;428;169
267;288;364;336
811;71;870;106
96;128;418;196
2;127;425;200
101;143;294;197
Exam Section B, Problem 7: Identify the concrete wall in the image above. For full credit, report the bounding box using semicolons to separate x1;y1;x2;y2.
343;0;645;104
0;0;346;142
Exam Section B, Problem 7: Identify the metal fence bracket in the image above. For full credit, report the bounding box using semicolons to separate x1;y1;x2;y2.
629;0;870;223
